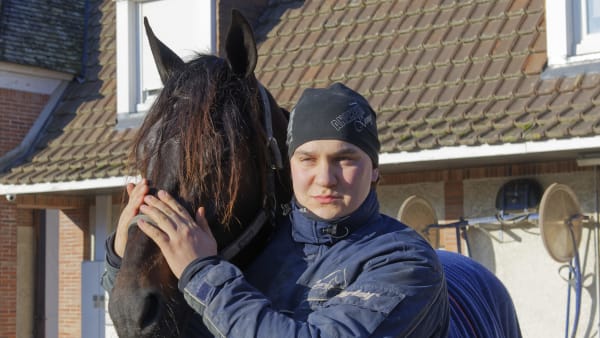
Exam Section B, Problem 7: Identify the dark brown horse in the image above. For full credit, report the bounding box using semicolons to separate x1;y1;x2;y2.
107;11;292;337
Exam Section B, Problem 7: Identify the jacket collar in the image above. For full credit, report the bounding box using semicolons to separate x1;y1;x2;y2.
290;189;380;245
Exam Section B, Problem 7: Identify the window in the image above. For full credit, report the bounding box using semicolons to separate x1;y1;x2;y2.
574;0;600;55
115;0;215;129
546;0;600;68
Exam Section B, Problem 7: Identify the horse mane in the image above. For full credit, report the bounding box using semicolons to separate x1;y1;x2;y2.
129;54;268;225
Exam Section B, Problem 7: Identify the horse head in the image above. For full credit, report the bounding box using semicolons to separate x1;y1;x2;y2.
108;10;292;337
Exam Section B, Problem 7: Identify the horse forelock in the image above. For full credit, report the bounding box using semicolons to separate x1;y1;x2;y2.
131;54;269;226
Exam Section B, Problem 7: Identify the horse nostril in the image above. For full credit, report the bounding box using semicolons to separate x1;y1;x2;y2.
138;291;163;329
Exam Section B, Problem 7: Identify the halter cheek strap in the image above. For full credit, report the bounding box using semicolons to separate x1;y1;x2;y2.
219;83;284;260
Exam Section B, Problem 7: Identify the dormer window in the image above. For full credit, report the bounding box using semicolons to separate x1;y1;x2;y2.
546;0;600;70
115;0;215;129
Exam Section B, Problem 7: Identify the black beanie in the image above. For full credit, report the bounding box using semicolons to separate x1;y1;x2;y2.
287;83;381;166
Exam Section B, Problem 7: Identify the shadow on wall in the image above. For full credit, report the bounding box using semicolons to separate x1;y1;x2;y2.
466;227;496;273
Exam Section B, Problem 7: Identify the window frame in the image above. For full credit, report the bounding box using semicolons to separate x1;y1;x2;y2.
546;0;600;68
115;0;215;129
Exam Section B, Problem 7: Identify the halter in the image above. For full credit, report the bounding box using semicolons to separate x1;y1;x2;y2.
128;83;285;261
220;83;284;260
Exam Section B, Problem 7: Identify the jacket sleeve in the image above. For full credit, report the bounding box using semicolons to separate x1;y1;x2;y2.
179;238;449;338
100;231;122;293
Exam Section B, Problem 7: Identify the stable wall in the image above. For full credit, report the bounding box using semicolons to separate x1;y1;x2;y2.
376;164;598;337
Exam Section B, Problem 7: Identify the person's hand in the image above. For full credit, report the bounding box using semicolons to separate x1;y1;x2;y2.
137;190;217;279
114;179;150;258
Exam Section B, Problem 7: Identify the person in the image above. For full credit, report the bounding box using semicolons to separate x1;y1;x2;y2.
103;83;450;337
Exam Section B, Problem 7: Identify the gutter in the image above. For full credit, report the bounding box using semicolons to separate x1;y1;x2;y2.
379;135;600;166
0;176;140;195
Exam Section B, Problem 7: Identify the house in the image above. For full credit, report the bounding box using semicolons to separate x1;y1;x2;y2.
0;0;599;337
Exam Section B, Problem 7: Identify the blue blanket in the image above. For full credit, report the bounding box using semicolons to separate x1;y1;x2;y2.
437;250;522;338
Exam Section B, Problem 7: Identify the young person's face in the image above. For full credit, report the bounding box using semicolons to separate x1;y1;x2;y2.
290;139;379;220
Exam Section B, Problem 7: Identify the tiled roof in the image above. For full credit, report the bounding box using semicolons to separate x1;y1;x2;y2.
2;0;600;186
0;0;86;74
254;0;600;154
0;0;136;185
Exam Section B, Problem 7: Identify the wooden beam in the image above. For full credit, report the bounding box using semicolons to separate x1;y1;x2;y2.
15;194;90;209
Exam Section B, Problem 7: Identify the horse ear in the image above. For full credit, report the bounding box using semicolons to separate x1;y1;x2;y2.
144;17;184;84
225;9;258;78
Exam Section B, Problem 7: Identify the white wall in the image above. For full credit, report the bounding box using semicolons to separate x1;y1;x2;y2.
378;171;599;337
463;172;598;338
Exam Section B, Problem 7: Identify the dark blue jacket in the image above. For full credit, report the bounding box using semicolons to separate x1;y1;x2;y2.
178;191;449;337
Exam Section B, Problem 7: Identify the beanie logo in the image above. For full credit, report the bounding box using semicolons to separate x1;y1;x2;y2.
286;108;296;146
330;103;373;133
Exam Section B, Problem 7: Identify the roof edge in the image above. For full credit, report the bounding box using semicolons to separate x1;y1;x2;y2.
0;176;140;195
0;81;70;173
0;61;74;81
380;136;600;166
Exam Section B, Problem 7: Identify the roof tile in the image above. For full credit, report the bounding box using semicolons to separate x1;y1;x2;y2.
426;106;451;123
424;26;448;49
558;76;581;92
500;126;524;143
398;13;420;34
420;86;444;105
456;82;481;103
447;102;472;121
573;88;598;108
365;19;387;39
488;1;511;19
569;118;594;136
416;10;438;30
545;120;570;138
514;76;538;97
434;8;456;28
495;77;520;98
483;59;507;80
389;0;411;18
505;97;530;115
442;24;466;46
523;52;546;74
465;60;488;82
357;38;379;58
372;2;393;21
487;99;511;117
438;83;461;105
549;92;576;111
519;11;543;34
472;39;495;61
557;106;581;123
407;29;431;51
477;81;500;101
583;105;600;122
581;73;600;89
469;2;492;23
431;120;451;135
451;4;474;26
482;18;506;39
452;40;477;64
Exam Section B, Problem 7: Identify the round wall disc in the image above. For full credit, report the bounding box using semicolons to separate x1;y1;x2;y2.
398;195;439;248
538;183;583;263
